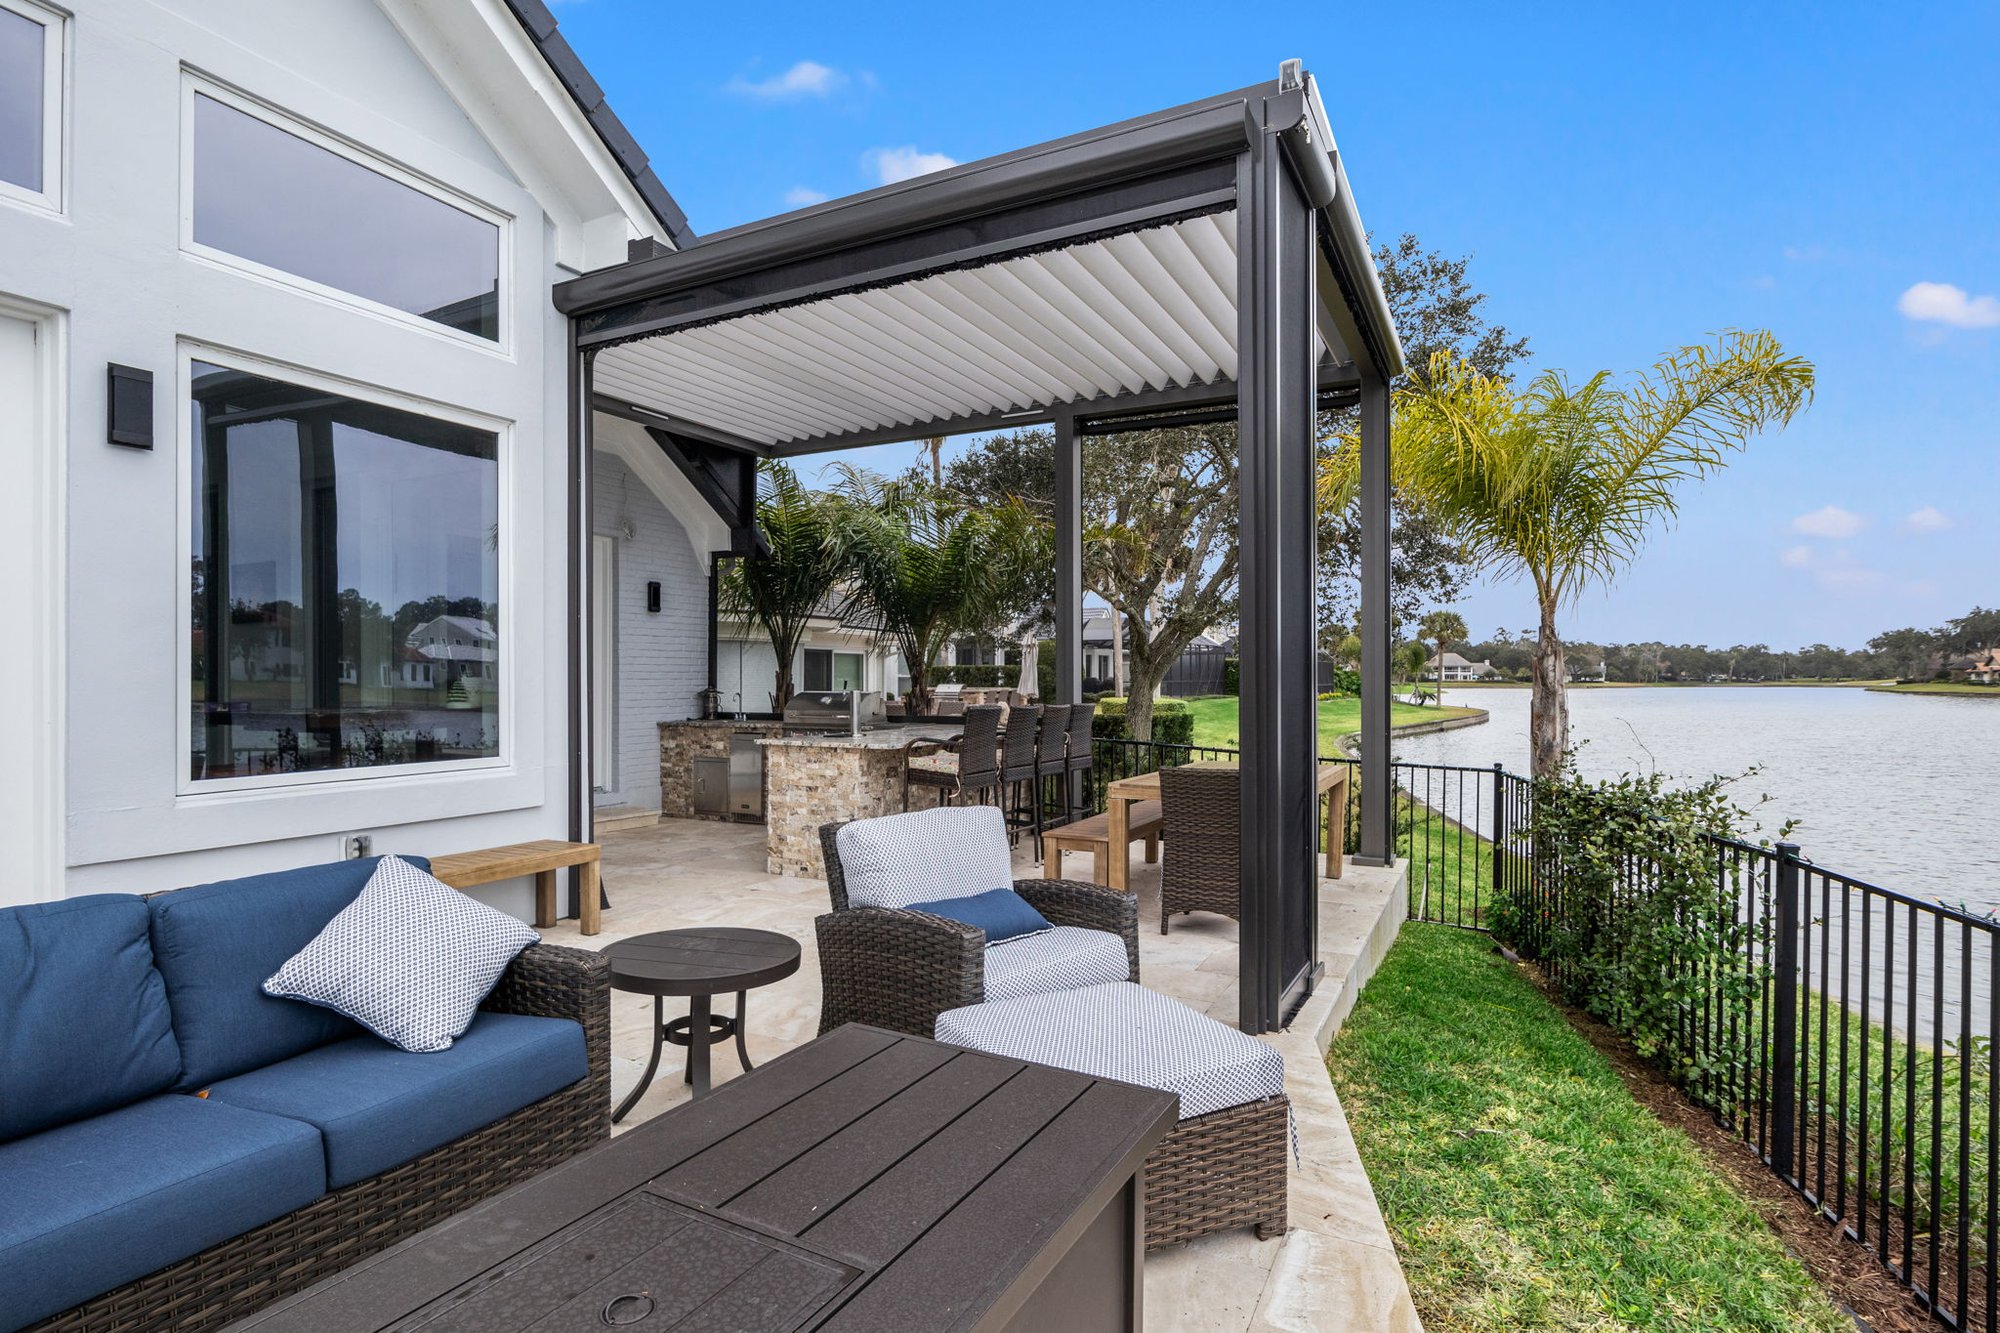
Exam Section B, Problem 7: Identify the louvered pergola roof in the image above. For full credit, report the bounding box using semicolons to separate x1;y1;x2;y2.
555;67;1403;456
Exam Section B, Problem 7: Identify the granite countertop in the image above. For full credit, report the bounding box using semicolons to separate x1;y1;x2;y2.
759;724;963;751
659;718;783;728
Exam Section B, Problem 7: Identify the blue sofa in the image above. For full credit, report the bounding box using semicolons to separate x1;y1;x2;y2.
0;856;610;1333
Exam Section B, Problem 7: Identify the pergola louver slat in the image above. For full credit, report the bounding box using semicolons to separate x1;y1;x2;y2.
560;68;1404;1032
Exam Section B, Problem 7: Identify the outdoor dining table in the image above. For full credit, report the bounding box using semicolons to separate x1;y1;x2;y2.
1102;760;1348;891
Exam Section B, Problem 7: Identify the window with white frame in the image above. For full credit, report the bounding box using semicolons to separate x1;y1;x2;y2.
189;359;502;783
189;88;502;341
0;0;62;207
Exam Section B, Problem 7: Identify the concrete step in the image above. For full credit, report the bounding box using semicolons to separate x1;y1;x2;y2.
592;805;661;836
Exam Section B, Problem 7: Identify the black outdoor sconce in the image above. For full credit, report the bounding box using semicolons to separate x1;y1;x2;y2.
646;580;662;613
107;364;153;449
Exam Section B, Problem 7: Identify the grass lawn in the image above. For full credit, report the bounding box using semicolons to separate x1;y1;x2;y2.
1178;694;1482;754
1328;924;1850;1333
1868;681;2000;697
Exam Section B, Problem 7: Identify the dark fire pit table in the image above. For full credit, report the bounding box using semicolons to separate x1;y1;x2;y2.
229;1025;1177;1333
604;927;801;1118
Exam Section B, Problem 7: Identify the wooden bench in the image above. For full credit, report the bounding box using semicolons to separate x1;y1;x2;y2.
429;840;603;936
1041;801;1163;885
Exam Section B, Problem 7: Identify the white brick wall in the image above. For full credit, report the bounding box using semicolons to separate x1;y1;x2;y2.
593;452;709;809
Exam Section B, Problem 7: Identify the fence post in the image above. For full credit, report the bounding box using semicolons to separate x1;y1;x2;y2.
1770;841;1803;1183
1490;763;1507;915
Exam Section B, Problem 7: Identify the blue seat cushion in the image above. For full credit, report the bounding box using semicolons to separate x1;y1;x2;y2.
147;855;430;1089
0;895;181;1143
0;1095;325;1329
202;1012;586;1188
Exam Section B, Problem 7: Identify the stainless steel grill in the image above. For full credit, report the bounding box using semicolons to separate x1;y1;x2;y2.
781;691;887;735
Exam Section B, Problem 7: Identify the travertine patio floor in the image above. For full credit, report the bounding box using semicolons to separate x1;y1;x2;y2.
532;816;1423;1332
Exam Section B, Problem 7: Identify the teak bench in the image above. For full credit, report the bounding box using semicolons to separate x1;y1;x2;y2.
1042;800;1163;885
430;840;602;936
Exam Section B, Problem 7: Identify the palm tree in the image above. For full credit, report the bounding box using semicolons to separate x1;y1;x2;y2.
1395;641;1434;702
1418;609;1468;695
1322;331;1813;774
829;466;1046;716
716;463;851;713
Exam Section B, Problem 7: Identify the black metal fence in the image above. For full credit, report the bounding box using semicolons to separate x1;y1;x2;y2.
1088;734;1996;1330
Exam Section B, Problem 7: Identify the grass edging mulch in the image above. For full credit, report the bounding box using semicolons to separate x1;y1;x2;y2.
1547;971;1936;1333
1328;922;1861;1332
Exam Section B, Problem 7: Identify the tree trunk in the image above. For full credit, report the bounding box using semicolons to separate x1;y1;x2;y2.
1529;604;1569;777
1111;608;1127;696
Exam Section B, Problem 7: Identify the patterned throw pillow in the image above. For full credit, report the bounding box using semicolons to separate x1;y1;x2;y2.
263;856;539;1054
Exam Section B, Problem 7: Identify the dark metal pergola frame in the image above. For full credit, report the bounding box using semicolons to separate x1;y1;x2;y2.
554;65;1400;1034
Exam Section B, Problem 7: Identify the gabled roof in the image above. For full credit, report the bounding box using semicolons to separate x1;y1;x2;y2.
500;0;695;248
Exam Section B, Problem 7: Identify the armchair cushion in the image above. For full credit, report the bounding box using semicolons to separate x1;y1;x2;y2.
982;926;1130;1002
832;806;1013;910
903;887;1051;943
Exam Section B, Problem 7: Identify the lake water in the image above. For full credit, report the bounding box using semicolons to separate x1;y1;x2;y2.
1395;685;2000;913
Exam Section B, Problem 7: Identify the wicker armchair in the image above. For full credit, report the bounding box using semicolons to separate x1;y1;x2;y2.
1159;764;1242;933
31;943;609;1333
814;813;1139;1038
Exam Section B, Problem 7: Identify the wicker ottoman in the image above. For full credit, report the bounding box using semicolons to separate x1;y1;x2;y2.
935;980;1289;1249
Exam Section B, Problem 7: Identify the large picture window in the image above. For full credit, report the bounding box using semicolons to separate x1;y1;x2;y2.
0;0;60;204
191;92;501;340
190;360;501;782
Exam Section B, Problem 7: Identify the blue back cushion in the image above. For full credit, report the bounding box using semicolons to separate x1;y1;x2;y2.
147;855;430;1090
0;895;182;1143
903;887;1052;943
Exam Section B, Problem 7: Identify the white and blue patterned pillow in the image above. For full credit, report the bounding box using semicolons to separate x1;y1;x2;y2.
834;806;1014;909
263;855;539;1054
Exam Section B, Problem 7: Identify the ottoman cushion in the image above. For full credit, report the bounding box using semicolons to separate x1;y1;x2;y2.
981;927;1130;1002
935;980;1283;1119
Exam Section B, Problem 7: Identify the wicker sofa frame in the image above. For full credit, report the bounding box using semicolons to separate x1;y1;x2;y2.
29;942;611;1333
813;821;1139;1038
1145;1094;1289;1249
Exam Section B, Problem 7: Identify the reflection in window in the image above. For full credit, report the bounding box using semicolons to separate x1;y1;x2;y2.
802;649;865;692
190;361;501;781
0;5;45;193
192;94;500;339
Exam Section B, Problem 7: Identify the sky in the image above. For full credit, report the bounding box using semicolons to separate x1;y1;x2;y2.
552;1;1999;651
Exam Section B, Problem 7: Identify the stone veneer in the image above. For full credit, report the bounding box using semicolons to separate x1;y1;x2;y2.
657;720;782;820
761;742;912;879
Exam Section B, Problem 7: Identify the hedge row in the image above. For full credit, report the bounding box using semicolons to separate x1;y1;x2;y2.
1089;697;1196;746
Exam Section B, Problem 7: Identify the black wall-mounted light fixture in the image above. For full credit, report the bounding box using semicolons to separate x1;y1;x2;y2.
107;364;153;450
646;580;662;613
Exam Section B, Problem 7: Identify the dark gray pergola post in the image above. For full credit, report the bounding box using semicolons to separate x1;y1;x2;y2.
1354;376;1392;865
1234;92;1323;1035
1053;409;1082;705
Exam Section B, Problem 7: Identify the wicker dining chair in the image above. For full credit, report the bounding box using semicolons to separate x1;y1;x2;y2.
905;704;1002;809
1158;764;1242;933
1065;700;1099;819
1030;703;1073;856
997;703;1042;846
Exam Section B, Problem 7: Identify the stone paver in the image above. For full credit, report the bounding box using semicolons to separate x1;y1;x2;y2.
536;815;1422;1331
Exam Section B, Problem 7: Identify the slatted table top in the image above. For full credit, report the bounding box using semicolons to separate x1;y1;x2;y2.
229;1025;1177;1333
602;927;803;996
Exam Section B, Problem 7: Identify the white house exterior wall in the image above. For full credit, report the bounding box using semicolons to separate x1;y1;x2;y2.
0;0;651;906
591;448;708;809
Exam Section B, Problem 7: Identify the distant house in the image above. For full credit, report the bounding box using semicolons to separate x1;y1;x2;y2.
1428;651;1498;682
404;615;498;686
1966;649;2000;685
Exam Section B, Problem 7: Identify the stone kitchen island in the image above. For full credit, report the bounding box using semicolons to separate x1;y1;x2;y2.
760;726;960;878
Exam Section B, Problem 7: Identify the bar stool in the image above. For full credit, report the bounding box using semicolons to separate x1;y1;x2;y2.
1032;702;1072;857
998;703;1042;846
906;705;1002;809
1065;700;1098;820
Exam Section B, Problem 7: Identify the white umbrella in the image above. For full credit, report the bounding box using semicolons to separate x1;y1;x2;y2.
1015;636;1039;700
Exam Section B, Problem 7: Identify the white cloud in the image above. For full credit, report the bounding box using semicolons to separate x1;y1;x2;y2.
1779;544;1890;593
728;60;845;100
863;146;958;185
1791;505;1867;539
1905;505;1953;534
1898;281;2000;329
1779;544;1814;569
783;185;829;208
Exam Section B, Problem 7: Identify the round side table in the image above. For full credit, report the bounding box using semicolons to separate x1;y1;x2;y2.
602;927;802;1121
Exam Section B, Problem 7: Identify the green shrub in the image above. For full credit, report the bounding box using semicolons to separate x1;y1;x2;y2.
1221;656;1240;695
1090;697;1194;746
929;664;1012;689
